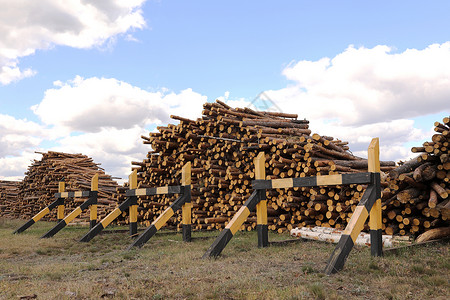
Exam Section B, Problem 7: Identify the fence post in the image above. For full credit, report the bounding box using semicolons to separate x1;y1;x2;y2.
57;182;65;222
181;162;192;242
368;138;383;256
129;170;138;236
255;152;268;247
90;174;98;229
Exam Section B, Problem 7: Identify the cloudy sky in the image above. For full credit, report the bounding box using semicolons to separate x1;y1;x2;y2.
1;0;449;182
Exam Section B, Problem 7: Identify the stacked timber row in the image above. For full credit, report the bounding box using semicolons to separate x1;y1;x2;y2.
382;116;450;236
10;151;119;223
0;180;20;216
120;100;403;234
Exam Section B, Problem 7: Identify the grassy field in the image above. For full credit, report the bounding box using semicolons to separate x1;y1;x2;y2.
0;218;448;300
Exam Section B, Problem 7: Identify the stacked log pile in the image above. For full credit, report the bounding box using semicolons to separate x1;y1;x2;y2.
122;100;405;234
0;180;20;216
2;101;447;238
381;117;450;236
6;151;119;223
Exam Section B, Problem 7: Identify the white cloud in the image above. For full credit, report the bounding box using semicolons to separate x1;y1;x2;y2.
0;114;47;180
0;114;47;157
312;119;427;162
1;76;205;181
270;43;450;125
0;0;147;84
32;76;207;132
263;43;450;162
1;75;208;181
4;42;450;181
0;151;41;181
52;126;149;182
0;63;36;85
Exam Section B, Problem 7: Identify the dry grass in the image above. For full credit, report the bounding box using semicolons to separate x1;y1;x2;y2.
0;217;449;299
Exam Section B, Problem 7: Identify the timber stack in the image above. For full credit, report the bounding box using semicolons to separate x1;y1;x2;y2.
381;116;449;236
121;100;407;234
0;180;20;216
7;151;119;223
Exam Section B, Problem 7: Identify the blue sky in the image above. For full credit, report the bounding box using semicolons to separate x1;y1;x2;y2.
1;0;449;180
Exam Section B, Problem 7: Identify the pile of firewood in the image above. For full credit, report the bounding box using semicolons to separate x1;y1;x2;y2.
2;99;447;238
120;100;405;233
381;117;449;236
0;180;20;216
3;151;120;223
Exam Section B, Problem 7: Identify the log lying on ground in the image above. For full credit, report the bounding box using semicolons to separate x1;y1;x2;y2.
290;226;412;247
415;226;450;243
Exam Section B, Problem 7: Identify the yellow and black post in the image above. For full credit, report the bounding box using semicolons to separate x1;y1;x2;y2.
368;138;382;257
57;182;65;222
129;170;138;236
128;162;192;249
13;184;65;234
181;162;192;242
203;189;261;258
41;175;99;238
80;171;137;242
89;174;98;229
324;137;381;274
255;152;268;248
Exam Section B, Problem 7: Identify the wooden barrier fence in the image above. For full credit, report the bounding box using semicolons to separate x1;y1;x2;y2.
203;138;382;275
40;174;99;238
13;175;99;235
127;162;192;249
80;162;192;246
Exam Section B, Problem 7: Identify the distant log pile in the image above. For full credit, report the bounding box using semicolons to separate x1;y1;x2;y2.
121;100;403;234
2;151;119;223
0;180;20;215
381;116;450;236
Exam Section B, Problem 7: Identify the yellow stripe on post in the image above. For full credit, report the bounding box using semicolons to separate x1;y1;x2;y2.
271;178;294;189
129;170;137;189
254;152;265;180
60;192;69;198
225;206;251;235
74;191;82;197
101;208;122;227
57;205;65;220
254;152;268;225
64;207;83;225
32;207;50;222
368;137;382;231
153;208;174;230
182;162;191;185
57;179;64;220
156;186;169;194
91;174;99;191
343;205;369;242
368;138;380;173
369;199;382;229
90;205;97;221
182;203;193;225
59;182;65;193
135;189;147;196
316;174;342;186
256;201;268;224
130;205;138;222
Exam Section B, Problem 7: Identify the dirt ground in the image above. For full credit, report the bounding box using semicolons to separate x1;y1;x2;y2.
0;218;449;299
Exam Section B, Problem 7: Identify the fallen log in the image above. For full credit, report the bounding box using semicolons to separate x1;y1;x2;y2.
416;226;450;243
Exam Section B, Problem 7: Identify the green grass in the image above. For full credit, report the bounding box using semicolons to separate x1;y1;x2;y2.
0;217;449;299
